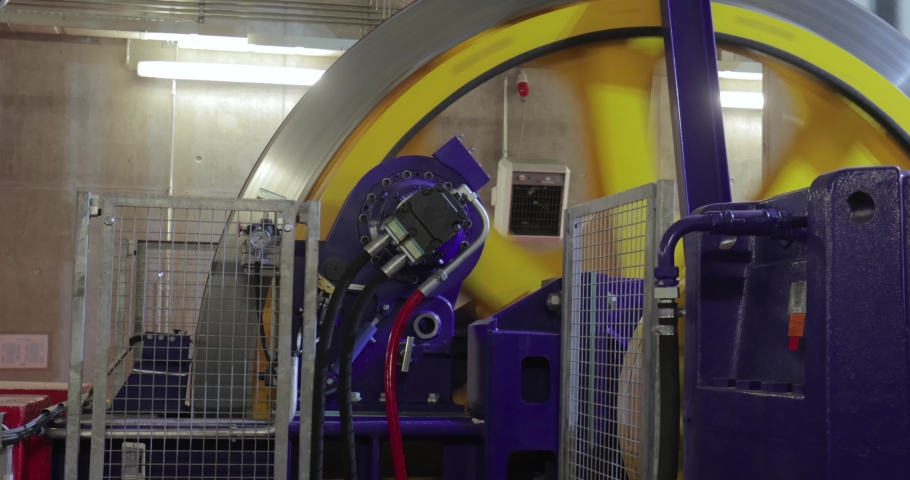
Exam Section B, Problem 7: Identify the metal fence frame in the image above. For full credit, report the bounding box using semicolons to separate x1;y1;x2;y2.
65;192;320;480
297;200;320;480
64;192;95;480
559;180;676;480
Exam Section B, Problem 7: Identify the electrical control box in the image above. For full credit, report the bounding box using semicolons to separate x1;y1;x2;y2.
492;158;570;240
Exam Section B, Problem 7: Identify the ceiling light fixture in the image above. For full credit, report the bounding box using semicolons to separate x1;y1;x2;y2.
137;61;325;86
178;39;343;57
718;70;764;81
720;91;764;110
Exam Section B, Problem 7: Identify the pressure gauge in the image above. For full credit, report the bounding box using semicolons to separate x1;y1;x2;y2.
249;229;271;250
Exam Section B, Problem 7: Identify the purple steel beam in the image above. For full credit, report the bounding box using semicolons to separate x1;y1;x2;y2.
661;0;731;214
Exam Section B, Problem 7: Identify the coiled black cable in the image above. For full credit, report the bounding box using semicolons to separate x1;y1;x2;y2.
310;249;372;480
1;403;65;447
337;270;389;480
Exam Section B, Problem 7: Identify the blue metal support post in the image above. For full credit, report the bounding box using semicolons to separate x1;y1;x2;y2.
661;0;731;215
657;1;730;479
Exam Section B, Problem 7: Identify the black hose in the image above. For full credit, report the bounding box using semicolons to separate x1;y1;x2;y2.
656;319;681;480
1;403;65;447
310;249;372;480
337;270;389;480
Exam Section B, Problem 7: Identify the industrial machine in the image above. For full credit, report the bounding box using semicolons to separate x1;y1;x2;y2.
26;0;910;479
54;137;569;480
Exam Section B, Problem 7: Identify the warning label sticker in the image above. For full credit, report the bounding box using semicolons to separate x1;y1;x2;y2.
0;335;48;369
788;313;806;337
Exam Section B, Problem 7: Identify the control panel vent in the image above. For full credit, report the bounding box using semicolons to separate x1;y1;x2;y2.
494;158;570;239
509;183;564;236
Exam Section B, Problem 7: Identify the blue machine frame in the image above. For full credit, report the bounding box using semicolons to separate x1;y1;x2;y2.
683;167;910;478
661;0;731;214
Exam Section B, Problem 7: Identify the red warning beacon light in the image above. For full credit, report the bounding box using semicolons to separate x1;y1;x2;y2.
517;69;529;99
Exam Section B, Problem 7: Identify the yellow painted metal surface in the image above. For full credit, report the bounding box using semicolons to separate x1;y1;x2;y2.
713;5;910;197
253;278;277;419
755;55;910;197
307;0;910;312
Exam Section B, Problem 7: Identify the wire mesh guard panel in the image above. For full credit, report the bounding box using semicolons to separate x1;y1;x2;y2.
509;184;564;236
566;199;648;480
94;202;292;480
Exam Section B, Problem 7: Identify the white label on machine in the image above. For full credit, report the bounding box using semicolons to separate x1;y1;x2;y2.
0;335;48;369
788;281;807;314
122;442;146;480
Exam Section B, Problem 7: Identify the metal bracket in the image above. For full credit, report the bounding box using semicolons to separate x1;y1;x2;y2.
89;195;101;217
546;291;562;312
652;325;678;336
400;336;415;373
654;286;680;300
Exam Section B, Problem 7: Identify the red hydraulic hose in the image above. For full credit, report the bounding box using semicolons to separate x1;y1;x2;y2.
384;290;425;480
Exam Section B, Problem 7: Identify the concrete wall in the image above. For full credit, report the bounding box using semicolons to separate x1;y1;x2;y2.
402;66;592;215
0;33;328;383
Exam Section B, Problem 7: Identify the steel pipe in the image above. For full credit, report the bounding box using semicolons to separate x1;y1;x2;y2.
8;0;386;25
18;0;393;16
49;417;283;439
204;10;383;24
46;426;277;439
206;0;392;14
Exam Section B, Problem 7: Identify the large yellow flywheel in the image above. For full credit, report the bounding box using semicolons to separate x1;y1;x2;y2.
244;0;910;313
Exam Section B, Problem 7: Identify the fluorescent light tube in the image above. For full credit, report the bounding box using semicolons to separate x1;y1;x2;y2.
178;40;342;57
137;61;325;86
720;91;764;110
718;70;763;81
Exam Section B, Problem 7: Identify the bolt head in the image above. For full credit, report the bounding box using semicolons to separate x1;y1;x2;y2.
382;304;390;311
283;224;293;232
103;216;115;226
546;292;562;312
